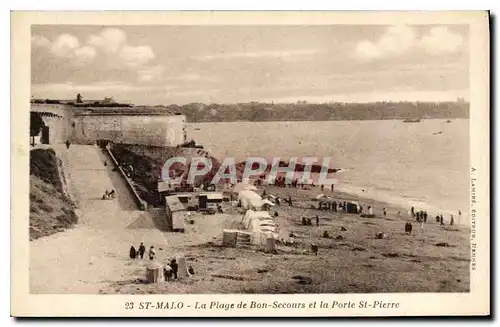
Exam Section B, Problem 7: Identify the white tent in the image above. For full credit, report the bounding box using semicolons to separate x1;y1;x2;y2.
243;210;278;246
314;194;331;201
233;183;257;193
238;190;263;210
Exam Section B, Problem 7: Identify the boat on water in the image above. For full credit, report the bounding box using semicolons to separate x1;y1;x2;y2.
403;118;421;123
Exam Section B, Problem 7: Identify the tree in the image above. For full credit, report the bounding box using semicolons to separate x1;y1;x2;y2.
30;112;45;146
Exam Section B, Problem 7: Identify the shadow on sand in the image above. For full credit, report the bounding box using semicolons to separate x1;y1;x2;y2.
126;208;170;231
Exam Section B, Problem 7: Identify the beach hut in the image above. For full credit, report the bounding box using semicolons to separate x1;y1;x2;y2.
222;229;238;247
177;256;189;279
146;261;164;284
165;195;187;232
346;201;359;214
198;192;223;210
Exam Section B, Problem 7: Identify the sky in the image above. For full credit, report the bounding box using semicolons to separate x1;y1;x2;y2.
31;25;469;105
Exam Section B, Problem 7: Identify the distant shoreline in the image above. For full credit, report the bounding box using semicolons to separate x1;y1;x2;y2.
188;118;470;124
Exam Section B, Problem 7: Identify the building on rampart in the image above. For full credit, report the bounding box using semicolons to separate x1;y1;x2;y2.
30;101;187;147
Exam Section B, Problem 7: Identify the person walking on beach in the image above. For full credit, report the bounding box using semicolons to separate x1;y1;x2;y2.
315;215;319;227
65;140;71;149
129;245;137;259
321;184;324;191
288;195;293;206
416;211;420;222
440;215;444;226
148;246;156;260
458;210;462;224
450;215;454;226
411;206;415;217
170;259;179;280
331;184;334;192
138;242;146;259
383;208;387;217
333;201;337;212
423;211;428;223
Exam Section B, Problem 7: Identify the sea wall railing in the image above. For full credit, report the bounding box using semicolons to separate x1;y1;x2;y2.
104;144;148;211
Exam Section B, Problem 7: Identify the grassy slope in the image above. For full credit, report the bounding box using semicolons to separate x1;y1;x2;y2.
30;149;78;240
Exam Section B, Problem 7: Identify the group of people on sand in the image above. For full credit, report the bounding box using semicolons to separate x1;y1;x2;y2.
102;189;116;200
301;215;320;227
129;242;150;260
271;177;336;191
128;244;194;281
411;207;429;223
410;206;460;227
401;206;462;235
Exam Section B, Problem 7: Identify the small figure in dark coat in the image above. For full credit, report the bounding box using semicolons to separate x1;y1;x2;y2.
315;215;319;227
129;245;137;259
170;259;179;280
138;242;146;259
440;215;444;226
65;140;71;149
405;222;413;235
311;244;318;255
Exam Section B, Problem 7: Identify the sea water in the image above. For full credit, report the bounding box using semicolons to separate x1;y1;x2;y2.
188;119;469;223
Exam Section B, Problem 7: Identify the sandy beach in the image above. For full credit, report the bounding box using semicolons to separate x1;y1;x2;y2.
29;144;469;294
99;185;470;294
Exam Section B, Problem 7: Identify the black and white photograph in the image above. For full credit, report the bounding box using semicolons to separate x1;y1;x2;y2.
11;11;490;317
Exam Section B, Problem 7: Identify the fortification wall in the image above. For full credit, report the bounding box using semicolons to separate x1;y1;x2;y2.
31;104;74;144
71;114;186;147
41;115;67;144
30;103;187;147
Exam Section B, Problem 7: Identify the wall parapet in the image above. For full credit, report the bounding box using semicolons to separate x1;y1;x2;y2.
104;145;148;211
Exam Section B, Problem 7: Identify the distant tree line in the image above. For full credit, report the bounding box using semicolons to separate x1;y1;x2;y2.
156;101;470;122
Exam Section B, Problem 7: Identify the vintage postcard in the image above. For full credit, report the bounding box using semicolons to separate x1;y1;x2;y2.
11;11;490;317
